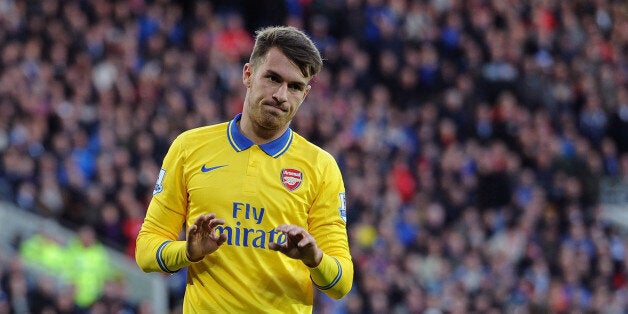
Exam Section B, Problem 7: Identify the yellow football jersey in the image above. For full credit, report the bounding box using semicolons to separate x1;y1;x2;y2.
136;114;353;313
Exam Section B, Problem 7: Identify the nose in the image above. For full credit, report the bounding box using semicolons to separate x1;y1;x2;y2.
273;83;288;103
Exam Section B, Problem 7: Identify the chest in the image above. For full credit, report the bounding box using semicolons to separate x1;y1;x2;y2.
184;146;315;229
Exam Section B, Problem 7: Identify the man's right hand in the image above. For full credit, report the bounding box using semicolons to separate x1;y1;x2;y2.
186;213;227;262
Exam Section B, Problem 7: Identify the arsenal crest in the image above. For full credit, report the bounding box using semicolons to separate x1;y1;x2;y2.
281;168;302;191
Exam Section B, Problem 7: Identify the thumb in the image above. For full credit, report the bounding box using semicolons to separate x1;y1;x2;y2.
268;242;281;251
216;233;228;246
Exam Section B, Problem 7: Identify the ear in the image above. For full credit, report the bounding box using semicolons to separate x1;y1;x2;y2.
243;63;252;88
302;84;312;100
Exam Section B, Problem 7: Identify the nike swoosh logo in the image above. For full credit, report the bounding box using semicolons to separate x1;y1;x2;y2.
201;165;227;173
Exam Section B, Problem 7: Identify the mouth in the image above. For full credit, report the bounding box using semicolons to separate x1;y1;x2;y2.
264;102;287;113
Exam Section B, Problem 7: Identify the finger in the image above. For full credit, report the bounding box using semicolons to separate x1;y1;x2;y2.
208;218;226;228
268;242;286;252
187;225;198;239
198;213;217;222
192;215;206;226
298;236;313;248
274;224;289;233
276;224;301;236
193;214;212;229
287;229;306;242
209;227;225;241
216;233;228;246
285;226;300;236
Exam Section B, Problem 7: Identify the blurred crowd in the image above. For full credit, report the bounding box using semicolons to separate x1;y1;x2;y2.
0;0;627;313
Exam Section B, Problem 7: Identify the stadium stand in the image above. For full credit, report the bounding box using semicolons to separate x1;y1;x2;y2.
0;0;626;313
0;201;167;313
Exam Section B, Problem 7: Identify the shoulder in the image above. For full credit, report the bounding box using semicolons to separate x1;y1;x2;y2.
176;122;229;144
291;132;337;164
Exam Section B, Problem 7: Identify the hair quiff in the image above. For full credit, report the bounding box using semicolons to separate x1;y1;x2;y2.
249;26;322;78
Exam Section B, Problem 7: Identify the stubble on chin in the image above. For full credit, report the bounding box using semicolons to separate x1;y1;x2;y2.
258;104;286;128
258;114;283;130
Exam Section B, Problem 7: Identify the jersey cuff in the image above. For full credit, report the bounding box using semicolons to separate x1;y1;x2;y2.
309;254;342;290
156;241;177;273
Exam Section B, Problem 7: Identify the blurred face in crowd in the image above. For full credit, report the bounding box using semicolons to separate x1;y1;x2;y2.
241;47;311;140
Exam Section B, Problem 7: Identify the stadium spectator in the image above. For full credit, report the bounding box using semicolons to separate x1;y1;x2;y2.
19;225;115;310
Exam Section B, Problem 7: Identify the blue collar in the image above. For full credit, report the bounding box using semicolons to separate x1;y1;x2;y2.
227;113;294;158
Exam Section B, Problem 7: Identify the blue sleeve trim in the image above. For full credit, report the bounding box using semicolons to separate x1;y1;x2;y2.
312;257;342;290
156;240;176;273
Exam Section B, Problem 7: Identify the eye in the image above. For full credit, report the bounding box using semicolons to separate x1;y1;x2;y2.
288;83;304;91
268;75;281;83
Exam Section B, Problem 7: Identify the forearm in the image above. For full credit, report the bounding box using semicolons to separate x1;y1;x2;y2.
308;252;354;299
135;200;192;273
136;229;194;273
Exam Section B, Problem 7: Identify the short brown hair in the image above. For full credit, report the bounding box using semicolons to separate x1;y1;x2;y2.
249;26;322;78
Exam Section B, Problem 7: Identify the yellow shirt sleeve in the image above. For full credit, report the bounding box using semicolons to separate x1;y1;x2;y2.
306;154;353;299
135;135;194;273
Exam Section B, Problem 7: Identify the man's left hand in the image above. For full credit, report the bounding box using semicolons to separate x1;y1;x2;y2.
269;224;322;268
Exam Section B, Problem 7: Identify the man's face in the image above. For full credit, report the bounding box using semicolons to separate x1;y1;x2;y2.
242;47;311;132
